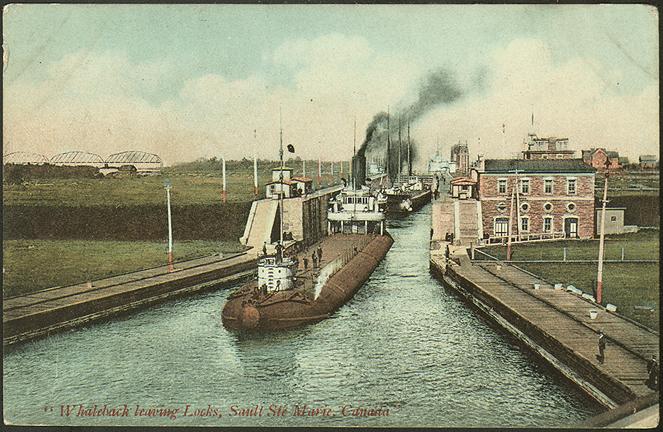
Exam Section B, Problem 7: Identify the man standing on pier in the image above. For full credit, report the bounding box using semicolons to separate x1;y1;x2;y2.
317;246;323;262
597;330;606;364
646;354;658;390
262;242;268;256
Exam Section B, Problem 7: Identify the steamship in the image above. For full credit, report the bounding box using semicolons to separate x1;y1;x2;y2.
221;148;393;331
382;175;432;214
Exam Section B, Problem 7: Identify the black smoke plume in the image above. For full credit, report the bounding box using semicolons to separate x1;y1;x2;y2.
357;68;465;180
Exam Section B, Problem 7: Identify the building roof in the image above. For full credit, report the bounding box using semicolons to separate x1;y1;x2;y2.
618;157;629;164
291;176;313;183
265;179;296;185
483;159;596;174
605;151;620;158
639;155;658;162
271;166;294;171
450;177;476;185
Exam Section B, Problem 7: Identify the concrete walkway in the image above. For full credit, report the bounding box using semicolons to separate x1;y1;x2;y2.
431;247;659;407
606;403;659;428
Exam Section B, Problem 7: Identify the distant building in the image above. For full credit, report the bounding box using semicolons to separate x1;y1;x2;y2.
522;133;575;160
291;176;313;196
266;167;296;198
639;155;658;170
478;159;596;240
428;150;456;174
582;148;621;170
595;207;640;235
450;177;477;200
450;141;470;175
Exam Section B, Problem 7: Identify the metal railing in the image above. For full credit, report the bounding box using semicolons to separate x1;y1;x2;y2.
482;231;567;245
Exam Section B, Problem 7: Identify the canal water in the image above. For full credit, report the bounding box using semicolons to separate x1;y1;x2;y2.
3;204;601;427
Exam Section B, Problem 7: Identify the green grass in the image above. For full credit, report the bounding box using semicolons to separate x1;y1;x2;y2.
483;230;659;262
3;165;344;206
480;230;660;331
2;239;246;298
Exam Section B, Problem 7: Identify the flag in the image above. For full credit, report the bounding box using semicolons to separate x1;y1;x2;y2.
287;144;295;153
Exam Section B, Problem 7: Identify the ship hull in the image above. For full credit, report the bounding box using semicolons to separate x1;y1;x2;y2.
222;233;394;331
385;189;432;214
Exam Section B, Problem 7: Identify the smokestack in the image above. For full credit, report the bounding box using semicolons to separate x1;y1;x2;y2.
352;154;366;190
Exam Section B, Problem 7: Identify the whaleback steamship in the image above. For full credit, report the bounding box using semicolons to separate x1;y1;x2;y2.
222;153;393;331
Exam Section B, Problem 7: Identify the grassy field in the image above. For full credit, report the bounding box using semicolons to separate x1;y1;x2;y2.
3;160;345;206
481;230;660;330
2;239;246;298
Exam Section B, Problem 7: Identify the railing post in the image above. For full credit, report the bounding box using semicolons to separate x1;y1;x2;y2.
563;247;567;262
621;246;625;261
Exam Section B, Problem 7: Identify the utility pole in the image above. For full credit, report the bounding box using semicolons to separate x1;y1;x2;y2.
386;106;391;181
506;185;516;261
597;167;610;304
221;156;227;203
253;130;259;197
164;179;174;272
398;116;402;181
279;108;284;246
407;118;412;176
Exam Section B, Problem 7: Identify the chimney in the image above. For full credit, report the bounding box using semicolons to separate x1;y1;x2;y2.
352;154;366;190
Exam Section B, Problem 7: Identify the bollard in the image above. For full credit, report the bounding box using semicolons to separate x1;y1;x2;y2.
621;247;625;261
563;247;567;262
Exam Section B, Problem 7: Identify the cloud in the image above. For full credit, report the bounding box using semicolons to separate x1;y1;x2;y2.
3;36;658;168
412;37;659;166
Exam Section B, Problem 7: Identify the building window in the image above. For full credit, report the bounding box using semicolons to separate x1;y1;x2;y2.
520;202;529;212
556;154;564;159
496;202;507;212
495;217;509;237
567;202;576;212
543;216;553;233
520;216;529;232
544;179;553;194
567;178;577;195
610;216;617;222
544;202;553;212
520;179;530;194
498;179;507;194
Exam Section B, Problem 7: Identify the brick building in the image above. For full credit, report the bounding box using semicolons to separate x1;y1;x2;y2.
582;148;621;170
521;133;575;160
478;159;596;240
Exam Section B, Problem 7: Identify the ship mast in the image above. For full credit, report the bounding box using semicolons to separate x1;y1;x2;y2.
279;107;284;246
398;116;402;181
386;106;391;181
407;118;411;176
353;117;357;190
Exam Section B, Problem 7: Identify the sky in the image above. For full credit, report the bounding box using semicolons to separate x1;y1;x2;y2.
3;4;659;167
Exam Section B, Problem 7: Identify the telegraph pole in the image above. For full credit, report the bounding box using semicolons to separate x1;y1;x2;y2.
253;129;259;197
164;179;174;272
506;185;516;261
596;166;610;304
221;156;227;203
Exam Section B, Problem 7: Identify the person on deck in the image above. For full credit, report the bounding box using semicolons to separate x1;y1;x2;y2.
317;246;323;262
262;242;267;256
646;354;659;390
312;252;318;269
275;242;283;263
303;257;309;270
597;330;606;364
